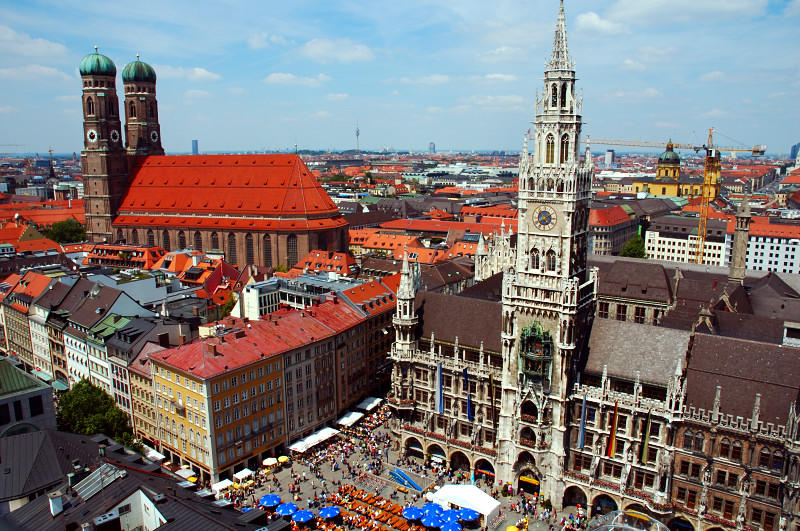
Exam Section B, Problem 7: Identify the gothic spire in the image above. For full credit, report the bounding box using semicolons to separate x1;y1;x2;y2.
398;251;416;300
549;0;572;71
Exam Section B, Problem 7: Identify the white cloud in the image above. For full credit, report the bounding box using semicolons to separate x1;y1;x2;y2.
392;74;451;86
0;25;67;57
621;59;645;71
701;70;724;81
314;110;331;118
0;105;18;113
482;73;517;82
575;12;628;35
263;72;331;87
637;46;676;64
476;46;524;63
462;94;525;109
608;87;662;99
0;64;70;81
702;108;727;117
298;38;374;63
768;92;788;99
247;31;286;50
184;89;210;99
606;0;767;22
155;65;221;82
227;87;246;95
326;93;349;101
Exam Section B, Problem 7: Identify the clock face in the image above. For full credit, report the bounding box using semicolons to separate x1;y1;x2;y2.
110;129;120;143
150;130;159;143
534;206;557;231
86;129;98;143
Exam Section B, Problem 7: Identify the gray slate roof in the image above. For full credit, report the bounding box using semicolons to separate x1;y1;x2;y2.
585;319;690;385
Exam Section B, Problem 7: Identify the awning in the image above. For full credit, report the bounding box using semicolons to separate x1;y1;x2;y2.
142;443;165;462
33;368;53;383
233;468;254;481
519;476;539;485
355;396;382;411
211;478;234;493
176;468;196;480
337;411;364;427
430;484;501;522
288;427;340;453
52;380;69;391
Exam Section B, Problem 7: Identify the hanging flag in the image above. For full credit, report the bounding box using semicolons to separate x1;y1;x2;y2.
463;368;474;421
434;362;444;414
578;394;587;449
639;410;652;464
489;373;495;425
606;402;619;458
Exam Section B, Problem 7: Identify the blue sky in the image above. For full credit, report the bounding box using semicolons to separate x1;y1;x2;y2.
1;0;799;155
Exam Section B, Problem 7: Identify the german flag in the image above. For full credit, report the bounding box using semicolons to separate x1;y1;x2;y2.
606;402;619;457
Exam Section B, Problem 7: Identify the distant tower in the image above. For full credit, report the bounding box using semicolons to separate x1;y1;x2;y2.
728;196;751;283
192;139;199;155
604;149;615;168
121;55;164;156
429;142;436;154
80;46;128;243
656;141;681;181
355;122;360;154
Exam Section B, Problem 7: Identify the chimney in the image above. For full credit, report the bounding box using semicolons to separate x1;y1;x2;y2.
203;342;217;357
192;254;200;266
157;333;170;348
48;490;64;517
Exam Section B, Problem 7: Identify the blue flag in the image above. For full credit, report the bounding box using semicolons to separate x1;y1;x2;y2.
463;368;473;421
578;394;587;449
435;362;444;414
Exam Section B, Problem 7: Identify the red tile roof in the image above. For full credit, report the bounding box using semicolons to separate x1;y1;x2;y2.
291;249;358;276
589;206;634;227
725;216;800;238
115;154;346;231
340;274;399;316
380;218;516;235
13;238;62;253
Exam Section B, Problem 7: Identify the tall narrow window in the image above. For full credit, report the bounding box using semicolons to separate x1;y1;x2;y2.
546;135;555;164
129;101;136;118
551;84;558;107
132;230;139;245
560;135;570;164
263;236;273;267
146;229;155;247
162;230;170;250
245;233;254;264
546;250;556;271
194;231;203;251
86;97;95;115
560;82;567;108
116;229;123;242
227;233;238;265
211;232;219;250
178;231;186;249
287;234;298;267
531;249;540;270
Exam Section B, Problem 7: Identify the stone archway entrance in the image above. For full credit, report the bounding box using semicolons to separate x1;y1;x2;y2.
667;517;694;531
562;486;587;509
625;503;648;515
513;451;541;495
450;451;470;473
428;443;446;465
405;437;423;458
475;459;495;484
591;494;618;517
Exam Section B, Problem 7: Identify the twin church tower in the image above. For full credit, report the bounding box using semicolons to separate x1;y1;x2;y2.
79;48;163;242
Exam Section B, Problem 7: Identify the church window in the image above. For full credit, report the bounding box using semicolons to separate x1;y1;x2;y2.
116;229;123;242
245;233;255;264
178;231;186;249
132;230;139;245
162;230;170;250
263;235;273;267
560;134;570;163
556;180;564;193
86;97;95;115
193;231;203;251
719;438;731;458
528;178;534;191
287;234;298;267
545;135;555;164
531;248;540;270
551;84;558;107
560;82;567;108
228;233;238;265
146;229;155;247
211;232;220;250
546;250;556;271
129;101;136;118
772;450;783;471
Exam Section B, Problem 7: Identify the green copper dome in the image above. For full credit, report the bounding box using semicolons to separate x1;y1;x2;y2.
79;48;117;77
122;57;156;83
658;142;680;165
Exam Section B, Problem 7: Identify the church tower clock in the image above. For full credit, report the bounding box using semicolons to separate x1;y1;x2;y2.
122;56;164;156
80;47;129;243
495;0;597;502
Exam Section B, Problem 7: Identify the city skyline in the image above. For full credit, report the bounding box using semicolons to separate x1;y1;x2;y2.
1;0;799;154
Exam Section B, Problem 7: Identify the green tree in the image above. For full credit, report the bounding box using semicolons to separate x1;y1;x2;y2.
45;219;86;243
57;379;141;452
217;294;237;318
620;234;647;258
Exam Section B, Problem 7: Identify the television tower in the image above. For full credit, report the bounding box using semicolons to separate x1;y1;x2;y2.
355;122;360;154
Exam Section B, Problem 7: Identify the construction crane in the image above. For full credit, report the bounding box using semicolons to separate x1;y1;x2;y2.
588;130;766;264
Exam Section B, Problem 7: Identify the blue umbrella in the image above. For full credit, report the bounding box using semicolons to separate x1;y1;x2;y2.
241;507;252;513
422;502;443;515
403;506;424;520
458;508;480;521
441;522;462;531
259;494;282;507
441;509;461;522
421;514;444;528
319;506;341;519
275;502;299;516
292;510;315;524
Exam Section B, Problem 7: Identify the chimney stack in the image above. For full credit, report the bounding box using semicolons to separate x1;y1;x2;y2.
48;490;64;517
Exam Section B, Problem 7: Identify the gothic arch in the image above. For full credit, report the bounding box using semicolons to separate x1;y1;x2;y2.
129;100;136;118
227;233;238;264
86;97;94;115
521;400;538;418
546;249;557;271
560;82;567;108
547;178;554;191
263;235;273;267
193;231;203;251
450;451;470;471
131;229;139;245
245;233;255;265
162;230;170;250
520;426;536;444
530;248;540;270
591;494;619;517
178;231;186;249
116;229;123;242
546;135;555;164
528;177;534;191
560;134;570;164
551;83;558;107
556;179;564;193
287;234;298;267
427;443;446;460
474;459;494;477
562;486;587;509
146;229;155;247
211;232;220;250
404;436;423;456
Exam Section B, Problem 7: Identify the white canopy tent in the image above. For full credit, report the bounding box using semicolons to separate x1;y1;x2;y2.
175;468;196;479
337;411;364;427
430;484;501;523
233;468;254;481
211;478;233;494
288;426;341;453
141;443;165;462
355;396;382;411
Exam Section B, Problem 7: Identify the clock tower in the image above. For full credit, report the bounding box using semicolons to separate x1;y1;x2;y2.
80;47;129;243
122;56;164;156
495;0;597;501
